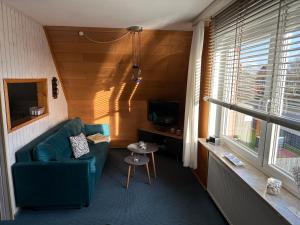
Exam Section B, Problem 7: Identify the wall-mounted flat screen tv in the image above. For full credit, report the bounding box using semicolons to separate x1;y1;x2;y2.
148;101;179;127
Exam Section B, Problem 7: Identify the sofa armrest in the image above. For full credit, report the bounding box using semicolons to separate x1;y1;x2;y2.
85;124;110;136
12;160;93;208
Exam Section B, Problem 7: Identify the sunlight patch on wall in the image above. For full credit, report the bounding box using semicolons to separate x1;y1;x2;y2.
114;82;126;111
93;87;114;122
128;81;141;112
114;112;120;136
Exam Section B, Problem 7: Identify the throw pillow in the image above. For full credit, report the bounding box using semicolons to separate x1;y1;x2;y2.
33;143;57;162
70;133;90;158
85;124;109;136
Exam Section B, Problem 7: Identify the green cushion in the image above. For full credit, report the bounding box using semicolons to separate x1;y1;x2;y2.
46;127;72;160
33;127;71;162
85;124;110;136
33;144;56;162
63;118;85;136
15;120;70;162
32;119;85;162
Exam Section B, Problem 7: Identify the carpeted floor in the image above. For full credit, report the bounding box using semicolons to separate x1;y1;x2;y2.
1;149;228;225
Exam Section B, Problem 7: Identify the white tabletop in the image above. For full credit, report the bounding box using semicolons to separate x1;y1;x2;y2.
127;143;159;154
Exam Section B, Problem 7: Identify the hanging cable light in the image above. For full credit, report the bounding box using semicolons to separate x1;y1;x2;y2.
127;26;143;83
78;26;143;83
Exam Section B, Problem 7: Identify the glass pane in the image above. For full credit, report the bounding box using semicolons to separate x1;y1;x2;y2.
273;126;300;175
224;110;261;153
272;29;300;120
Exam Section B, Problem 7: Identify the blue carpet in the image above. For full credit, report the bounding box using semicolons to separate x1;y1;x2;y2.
2;149;227;225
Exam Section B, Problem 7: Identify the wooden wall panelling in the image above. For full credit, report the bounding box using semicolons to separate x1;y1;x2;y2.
197;143;209;187
45;26;192;147
37;79;49;114
199;25;211;139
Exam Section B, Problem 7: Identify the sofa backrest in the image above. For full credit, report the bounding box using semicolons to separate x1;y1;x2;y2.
15;120;70;162
33;118;86;161
15;118;86;163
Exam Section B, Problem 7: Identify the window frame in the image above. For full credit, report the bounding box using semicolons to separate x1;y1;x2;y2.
263;123;300;197
219;107;300;197
220;107;266;169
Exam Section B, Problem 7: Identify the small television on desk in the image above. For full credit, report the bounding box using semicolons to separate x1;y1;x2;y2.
148;100;179;127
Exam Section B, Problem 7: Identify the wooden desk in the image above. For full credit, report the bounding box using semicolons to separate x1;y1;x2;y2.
138;127;183;140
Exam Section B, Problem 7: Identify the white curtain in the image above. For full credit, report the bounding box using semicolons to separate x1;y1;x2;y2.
183;21;205;169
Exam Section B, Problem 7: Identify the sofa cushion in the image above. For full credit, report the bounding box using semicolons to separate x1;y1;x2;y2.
32;119;86;162
85;124;110;136
42;127;72;161
15;120;70;162
89;143;109;161
63;118;85;136
70;133;90;158
33;143;57;162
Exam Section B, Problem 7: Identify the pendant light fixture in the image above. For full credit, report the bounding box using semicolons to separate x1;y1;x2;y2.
127;26;143;83
79;26;143;83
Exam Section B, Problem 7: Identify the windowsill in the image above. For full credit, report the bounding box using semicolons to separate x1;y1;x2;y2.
8;113;49;133
199;138;300;225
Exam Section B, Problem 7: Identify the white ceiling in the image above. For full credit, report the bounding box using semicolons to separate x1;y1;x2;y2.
5;0;214;30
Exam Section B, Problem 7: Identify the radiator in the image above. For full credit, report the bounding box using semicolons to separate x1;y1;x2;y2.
207;154;289;225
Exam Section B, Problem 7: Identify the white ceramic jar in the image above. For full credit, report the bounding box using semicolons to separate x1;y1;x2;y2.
266;177;282;195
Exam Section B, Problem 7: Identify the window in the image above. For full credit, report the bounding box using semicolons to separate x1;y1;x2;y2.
223;110;261;154
208;0;300;196
271;126;300;175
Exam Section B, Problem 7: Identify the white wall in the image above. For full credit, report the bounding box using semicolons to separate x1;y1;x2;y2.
0;0;68;215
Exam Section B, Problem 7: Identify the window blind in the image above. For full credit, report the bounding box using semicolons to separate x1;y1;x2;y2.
271;0;300;126
207;0;300;131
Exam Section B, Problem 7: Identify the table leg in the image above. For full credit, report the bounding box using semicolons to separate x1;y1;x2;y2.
145;163;151;185
126;165;132;189
151;152;157;178
132;166;135;177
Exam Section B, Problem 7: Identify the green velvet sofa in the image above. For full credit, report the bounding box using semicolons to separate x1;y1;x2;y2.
12;118;110;209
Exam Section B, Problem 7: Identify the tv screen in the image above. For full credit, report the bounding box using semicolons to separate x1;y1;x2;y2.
148;101;179;126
